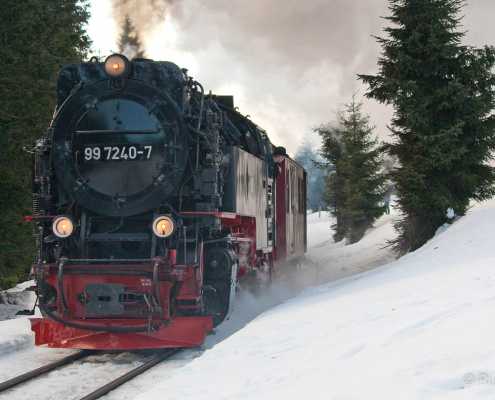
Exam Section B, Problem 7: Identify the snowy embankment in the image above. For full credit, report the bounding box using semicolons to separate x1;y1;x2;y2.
0;281;37;355
0;280;36;321
134;201;495;400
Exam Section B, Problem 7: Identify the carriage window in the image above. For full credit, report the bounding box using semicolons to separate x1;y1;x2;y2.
292;170;296;212
286;171;290;210
298;176;304;213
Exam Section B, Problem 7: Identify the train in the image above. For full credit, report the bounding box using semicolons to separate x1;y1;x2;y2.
28;54;307;350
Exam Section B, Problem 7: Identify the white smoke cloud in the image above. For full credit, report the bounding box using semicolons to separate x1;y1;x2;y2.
107;0;495;154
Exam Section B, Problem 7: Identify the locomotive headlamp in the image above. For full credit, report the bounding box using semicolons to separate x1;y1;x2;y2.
52;216;74;238
104;54;130;78
152;215;175;238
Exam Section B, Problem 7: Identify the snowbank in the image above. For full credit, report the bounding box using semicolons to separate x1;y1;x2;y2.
0;280;36;321
135;200;495;400
0;281;38;353
0;318;34;355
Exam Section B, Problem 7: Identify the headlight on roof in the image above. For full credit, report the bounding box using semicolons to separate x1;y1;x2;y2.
104;54;130;78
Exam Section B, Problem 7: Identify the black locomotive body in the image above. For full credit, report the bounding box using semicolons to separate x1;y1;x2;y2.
30;54;306;349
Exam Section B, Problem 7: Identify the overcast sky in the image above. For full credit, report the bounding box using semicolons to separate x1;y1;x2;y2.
88;0;495;155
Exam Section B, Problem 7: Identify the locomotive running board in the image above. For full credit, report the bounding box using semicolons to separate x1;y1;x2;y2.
30;316;213;350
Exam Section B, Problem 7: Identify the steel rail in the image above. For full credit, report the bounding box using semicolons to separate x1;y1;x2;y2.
0;348;180;399
78;349;180;400
0;350;93;393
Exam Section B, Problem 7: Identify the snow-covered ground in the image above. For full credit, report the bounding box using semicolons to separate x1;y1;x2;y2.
5;199;495;399
132;200;495;400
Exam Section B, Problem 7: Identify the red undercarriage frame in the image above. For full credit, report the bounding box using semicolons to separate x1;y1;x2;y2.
30;212;259;350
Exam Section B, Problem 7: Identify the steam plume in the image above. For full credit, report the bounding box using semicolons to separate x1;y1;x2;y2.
107;0;495;153
111;0;177;38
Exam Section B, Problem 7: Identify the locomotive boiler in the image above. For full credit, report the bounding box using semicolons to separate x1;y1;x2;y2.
29;54;306;350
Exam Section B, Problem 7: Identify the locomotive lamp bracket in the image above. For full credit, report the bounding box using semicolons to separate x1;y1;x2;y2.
28;137;51;155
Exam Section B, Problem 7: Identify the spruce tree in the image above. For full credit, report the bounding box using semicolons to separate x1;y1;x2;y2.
118;15;146;59
360;0;495;253
0;0;91;288
317;99;386;243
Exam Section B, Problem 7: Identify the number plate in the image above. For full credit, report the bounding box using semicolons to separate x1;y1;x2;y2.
82;145;153;161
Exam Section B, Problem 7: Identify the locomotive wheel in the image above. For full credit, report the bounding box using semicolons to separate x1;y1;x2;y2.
204;247;236;326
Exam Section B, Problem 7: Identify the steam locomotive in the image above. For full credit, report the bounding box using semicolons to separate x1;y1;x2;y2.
29;54;306;350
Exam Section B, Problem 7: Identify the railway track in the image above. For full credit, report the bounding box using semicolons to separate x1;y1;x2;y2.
0;349;179;400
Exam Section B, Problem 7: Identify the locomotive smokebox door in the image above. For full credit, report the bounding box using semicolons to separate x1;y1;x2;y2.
51;78;188;217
